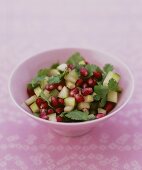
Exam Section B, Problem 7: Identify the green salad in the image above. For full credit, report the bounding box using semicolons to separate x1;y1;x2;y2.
25;53;122;122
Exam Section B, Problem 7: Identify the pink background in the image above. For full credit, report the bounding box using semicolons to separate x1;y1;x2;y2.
1;0;142;169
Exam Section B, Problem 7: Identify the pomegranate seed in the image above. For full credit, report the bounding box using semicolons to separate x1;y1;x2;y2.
57;85;63;91
81;88;93;96
45;84;56;91
85;61;89;64
93;71;102;79
40;102;48;109
27;88;34;97
58;98;64;106
40;112;48;119
36;98;45;107
55;107;64;114
40;109;47;114
96;113;105;119
68;64;74;70
87;78;97;87
75;94;84;103
104;102;115;113
57;116;63;122
82;83;88;89
69;87;79;97
47;109;54;115
76;78;84;87
51;96;59;107
80;68;88;77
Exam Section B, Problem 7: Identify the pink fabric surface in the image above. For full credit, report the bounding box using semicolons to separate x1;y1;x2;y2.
1;0;142;169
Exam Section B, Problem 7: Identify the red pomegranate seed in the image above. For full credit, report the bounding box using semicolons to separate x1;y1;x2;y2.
87;78;97;87
40;109;47;114
80;68;88;77
58;98;64;106
104;102;115;113
40;112;48;119
82;83;88;89
69;87;79;97
51;96;59;107
93;71;102;79
75;94;84;103
96;113;105;119
57;85;63;91
55;107;64;114
68;64;74;70
45;84;56;91
27;88;35;97
81;88;93;96
36;98;45;107
85;61;89;64
76;78;84;87
47;109;54;115
40;102;48;109
57;116;63;122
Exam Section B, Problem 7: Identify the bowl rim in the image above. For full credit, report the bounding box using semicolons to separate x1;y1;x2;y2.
9;47;134;126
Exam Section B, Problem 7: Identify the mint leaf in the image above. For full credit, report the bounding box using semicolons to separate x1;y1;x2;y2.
94;84;109;98
100;96;107;107
48;76;61;84
94;95;101;101
40;91;53;108
50;62;59;69
65;110;89;121
85;64;101;77
108;78;118;91
103;64;113;73
66;52;84;65
31;76;45;88
37;68;49;77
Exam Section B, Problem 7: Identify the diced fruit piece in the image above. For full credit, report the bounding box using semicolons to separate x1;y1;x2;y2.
69;87;79;97
57;116;63;122
107;91;118;103
78;102;90;110
80;67;88;77
27;88;35;97
48;113;57;122
103;71;120;86
93;71;102;79
98;108;106;114
40;102;48;109
76;78;84;87
84;95;94;103
87;78;96;87
75;94;84;103
30;102;39;113
66;81;75;89
25;95;37;105
43;89;50;98
50;89;59;97
34;86;42;97
117;86;123;93
48;69;60;76
64;69;79;83
51;96;59;107
47;109;54;115
55;107;64;114
67;64;74;70
58;98;64;106
64;97;75;107
40;112;48;120
96;113;105;119
82;83;88;89
57;64;67;71
81;88;93;96
58;86;69;99
36;98;45;107
79;60;86;65
40;77;49;89
45;84;56;91
57;85;63;91
64;106;74;112
104;102;115;113
88;114;96;120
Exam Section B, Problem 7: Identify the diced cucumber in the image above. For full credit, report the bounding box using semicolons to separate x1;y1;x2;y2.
66;81;75;89
64;97;75;107
43;89;50;98
25;95;37;105
117;86;123;93
64;69;79;83
48;69;60;76
84;95;94;103
50;89;59;97
64;106;74;112
48;113;57;122
57;64;67;71
98;108;106;114
78;102;90;110
40;77;49;89
58;86;69;99
34;86;42;97
103;71;120;86
79;60;86;65
107;91;118;103
30;102;39;113
88;114;96;120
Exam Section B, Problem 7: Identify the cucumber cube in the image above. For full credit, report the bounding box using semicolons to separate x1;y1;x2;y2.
107;91;118;103
48;113;57;122
34;86;42;97
25;95;37;106
30;102;39;113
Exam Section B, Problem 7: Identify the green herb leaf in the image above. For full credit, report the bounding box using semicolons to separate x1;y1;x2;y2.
50;62;60;69
103;64;114;73
100;96;107;107
66;52;84;65
108;78;119;91
85;64;102;77
31;76;46;88
94;84;109;98
65;110;89;121
94;95;101;101
48;76;61;84
40;91;53;108
37;68;49;77
33;113;40;117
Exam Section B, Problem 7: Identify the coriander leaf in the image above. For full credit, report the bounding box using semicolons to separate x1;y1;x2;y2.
40;91;53;108
31;76;45;88
50;62;60;69
103;64;114;73
108;78;119;91
94;84;109;98
100;96;107;107
37;68;49;77
65;110;89;121
85;64;102;77
94;95;101;101
48;76;61;84
66;52;84;65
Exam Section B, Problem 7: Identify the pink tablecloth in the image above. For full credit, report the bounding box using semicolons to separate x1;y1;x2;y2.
1;0;142;169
